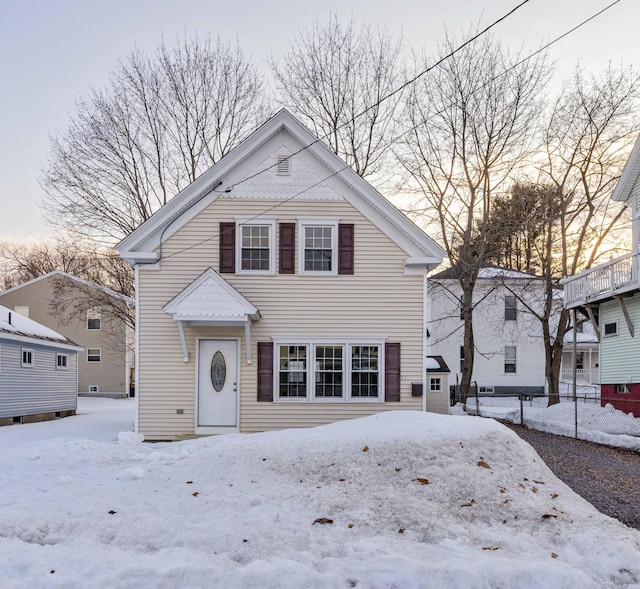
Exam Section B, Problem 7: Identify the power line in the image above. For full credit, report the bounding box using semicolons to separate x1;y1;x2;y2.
158;0;625;263
219;0;532;193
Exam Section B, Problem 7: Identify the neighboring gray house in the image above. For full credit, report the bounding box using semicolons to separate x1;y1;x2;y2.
0;304;82;426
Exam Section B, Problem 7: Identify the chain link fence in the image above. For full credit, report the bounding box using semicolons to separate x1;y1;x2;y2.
455;383;640;450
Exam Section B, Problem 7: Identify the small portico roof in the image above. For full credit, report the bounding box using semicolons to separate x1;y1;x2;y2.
163;268;260;323
163;269;260;363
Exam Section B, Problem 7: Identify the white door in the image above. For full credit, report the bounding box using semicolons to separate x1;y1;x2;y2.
197;340;238;427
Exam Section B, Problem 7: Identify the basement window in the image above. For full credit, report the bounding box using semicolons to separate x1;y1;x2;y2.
615;384;630;394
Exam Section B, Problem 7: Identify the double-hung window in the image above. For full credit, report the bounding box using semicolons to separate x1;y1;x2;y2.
21;348;34;367
504;295;517;321
236;219;275;273
87;307;101;330
56;353;68;369
504;346;517;373
298;218;338;274
275;340;383;401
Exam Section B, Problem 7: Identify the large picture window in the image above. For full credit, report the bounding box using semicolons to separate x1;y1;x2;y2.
275;340;383;402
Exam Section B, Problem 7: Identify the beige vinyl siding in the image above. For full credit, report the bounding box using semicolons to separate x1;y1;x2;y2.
0;277;128;394
600;295;640;384
138;198;424;439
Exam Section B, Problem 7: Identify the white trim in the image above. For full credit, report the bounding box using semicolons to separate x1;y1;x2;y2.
0;332;83;352
504;346;517;374
134;265;140;433
87;348;101;363
273;339;386;403
115;110;445;267
297;218;339;275
423;275;428;412
21;347;34;368
56;353;68;370
235;217;276;275
194;337;240;434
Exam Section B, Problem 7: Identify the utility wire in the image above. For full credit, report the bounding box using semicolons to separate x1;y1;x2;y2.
160;0;625;263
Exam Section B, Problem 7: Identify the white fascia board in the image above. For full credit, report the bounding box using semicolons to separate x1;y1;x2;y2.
116;112;292;258
0;332;84;352
282;114;446;261
116;109;445;264
612;134;640;202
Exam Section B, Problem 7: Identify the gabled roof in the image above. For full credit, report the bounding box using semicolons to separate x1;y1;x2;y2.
116;109;445;269
0;304;82;351
612;134;640;202
430;263;539;280
163;268;260;323
0;270;134;305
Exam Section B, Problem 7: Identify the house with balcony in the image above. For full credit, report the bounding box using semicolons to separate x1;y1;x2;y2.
560;320;599;388
561;135;640;416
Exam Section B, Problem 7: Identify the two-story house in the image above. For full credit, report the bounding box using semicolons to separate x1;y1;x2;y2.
562;135;640;416
116;110;446;440
0;271;133;397
429;265;548;397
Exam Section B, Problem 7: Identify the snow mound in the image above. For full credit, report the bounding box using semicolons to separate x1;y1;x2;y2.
118;431;144;445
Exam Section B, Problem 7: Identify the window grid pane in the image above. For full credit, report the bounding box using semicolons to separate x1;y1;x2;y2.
351;345;379;398
304;226;332;271
241;225;270;271
505;295;517;321
504;346;516;373
315;346;343;398
279;345;307;398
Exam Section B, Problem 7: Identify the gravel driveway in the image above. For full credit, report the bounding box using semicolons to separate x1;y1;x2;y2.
504;423;640;530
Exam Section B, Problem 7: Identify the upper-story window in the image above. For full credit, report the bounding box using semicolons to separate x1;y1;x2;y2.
298;218;338;274
504;295;517;321
236;219;275;274
14;306;29;318
87;307;101;330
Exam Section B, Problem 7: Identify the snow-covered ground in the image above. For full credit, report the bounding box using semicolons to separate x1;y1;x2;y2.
462;391;640;452
2;401;640;588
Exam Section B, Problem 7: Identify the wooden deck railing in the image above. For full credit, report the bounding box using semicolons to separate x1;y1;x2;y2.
562;252;639;308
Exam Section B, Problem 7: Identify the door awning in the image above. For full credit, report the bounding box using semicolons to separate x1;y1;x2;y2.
163;268;261;363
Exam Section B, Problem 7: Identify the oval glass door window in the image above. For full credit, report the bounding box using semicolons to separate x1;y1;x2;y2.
211;351;226;392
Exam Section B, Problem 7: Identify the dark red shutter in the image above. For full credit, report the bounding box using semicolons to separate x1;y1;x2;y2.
385;343;401;402
279;223;296;274
338;223;354;275
219;222;236;273
257;342;274;402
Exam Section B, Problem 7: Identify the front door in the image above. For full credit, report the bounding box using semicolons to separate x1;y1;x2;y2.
197;339;238;427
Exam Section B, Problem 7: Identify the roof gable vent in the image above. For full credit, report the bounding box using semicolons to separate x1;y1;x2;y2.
276;155;290;176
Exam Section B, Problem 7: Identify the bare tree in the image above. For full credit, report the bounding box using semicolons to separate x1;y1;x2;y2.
0;237;134;350
270;14;405;181
401;31;551;398
482;65;640;404
42;34;270;244
537;65;639;404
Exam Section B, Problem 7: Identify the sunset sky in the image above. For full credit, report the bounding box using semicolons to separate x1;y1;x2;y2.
0;0;636;242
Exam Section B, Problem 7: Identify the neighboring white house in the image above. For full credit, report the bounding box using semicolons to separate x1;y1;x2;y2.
116;109;446;440
560;320;599;386
562;133;640;416
0;304;83;426
428;265;548;396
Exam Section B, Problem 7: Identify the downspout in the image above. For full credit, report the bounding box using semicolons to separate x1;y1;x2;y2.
134;265;140;434
423;274;429;412
125;303;131;397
